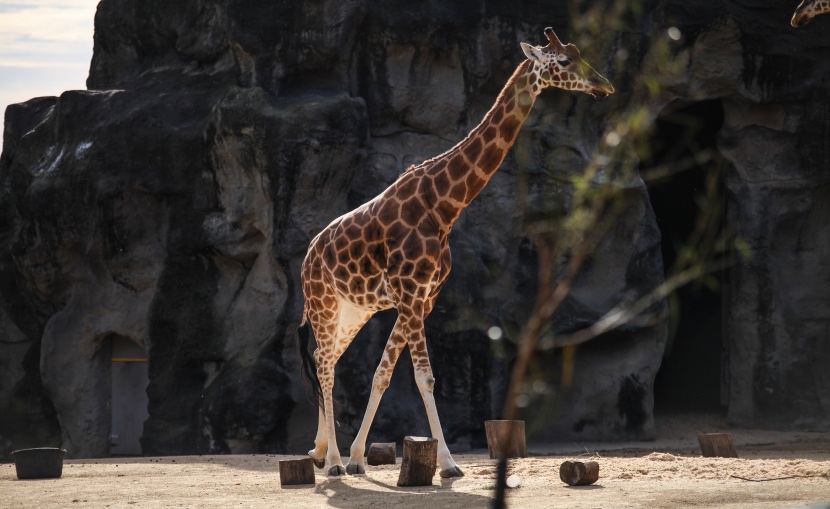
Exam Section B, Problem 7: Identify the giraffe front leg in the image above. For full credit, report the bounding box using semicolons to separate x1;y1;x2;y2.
308;406;327;469
346;328;407;475
344;375;385;475
409;332;464;478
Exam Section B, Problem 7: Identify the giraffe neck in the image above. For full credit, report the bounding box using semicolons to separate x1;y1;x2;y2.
423;60;539;231
806;0;830;15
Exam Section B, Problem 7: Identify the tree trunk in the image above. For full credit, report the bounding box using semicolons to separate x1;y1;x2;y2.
484;420;527;459
279;458;315;486
396;436;437;486
697;433;738;458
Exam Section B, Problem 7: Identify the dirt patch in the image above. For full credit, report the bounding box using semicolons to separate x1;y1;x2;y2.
3;416;830;508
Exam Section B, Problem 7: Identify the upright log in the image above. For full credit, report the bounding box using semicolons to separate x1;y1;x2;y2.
559;460;600;486
367;442;396;465
484;420;527;459
397;436;437;487
279;457;315;486
697;433;738;458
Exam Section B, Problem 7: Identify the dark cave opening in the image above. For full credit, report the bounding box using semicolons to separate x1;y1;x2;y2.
644;99;728;414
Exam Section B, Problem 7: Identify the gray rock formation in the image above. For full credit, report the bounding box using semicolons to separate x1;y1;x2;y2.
0;0;828;459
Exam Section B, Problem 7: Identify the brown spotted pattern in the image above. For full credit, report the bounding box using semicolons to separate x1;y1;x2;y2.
792;0;830;26
298;27;614;478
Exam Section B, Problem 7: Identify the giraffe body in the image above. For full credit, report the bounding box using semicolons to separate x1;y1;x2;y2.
792;0;830;26
298;27;614;477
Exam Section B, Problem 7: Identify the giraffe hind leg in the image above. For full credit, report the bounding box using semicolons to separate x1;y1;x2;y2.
303;300;343;473
308;406;327;469
316;354;346;476
310;298;373;475
301;319;330;469
298;320;327;468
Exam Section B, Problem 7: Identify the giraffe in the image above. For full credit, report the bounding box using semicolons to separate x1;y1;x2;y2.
792;0;830;26
297;27;614;478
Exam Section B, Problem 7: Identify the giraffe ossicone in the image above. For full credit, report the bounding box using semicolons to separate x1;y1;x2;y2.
792;0;830;26
297;27;614;478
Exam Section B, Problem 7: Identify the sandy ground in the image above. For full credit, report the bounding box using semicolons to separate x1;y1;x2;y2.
3;414;830;509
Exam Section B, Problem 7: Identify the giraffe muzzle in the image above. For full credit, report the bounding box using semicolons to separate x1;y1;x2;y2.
590;80;615;99
791;12;812;27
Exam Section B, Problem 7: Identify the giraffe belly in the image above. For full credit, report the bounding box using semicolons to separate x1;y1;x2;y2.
325;250;393;313
335;280;394;314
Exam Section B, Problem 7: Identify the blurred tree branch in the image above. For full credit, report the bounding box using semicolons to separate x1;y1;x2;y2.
491;2;750;506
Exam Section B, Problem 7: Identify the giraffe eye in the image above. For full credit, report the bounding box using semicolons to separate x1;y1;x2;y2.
559;58;571;67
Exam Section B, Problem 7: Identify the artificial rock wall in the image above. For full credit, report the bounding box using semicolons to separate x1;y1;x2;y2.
0;0;827;458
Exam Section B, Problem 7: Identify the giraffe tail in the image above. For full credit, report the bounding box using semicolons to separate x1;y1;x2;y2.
298;308;323;408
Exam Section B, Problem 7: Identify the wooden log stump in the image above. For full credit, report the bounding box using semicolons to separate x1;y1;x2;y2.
697;433;738;458
559;460;600;486
367;442;396;466
279;458;315;486
484;420;527;459
397;436;437;487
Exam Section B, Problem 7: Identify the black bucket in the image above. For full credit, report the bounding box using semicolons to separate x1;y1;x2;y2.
11;448;66;479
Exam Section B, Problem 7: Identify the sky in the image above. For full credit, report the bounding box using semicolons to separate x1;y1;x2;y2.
0;0;99;153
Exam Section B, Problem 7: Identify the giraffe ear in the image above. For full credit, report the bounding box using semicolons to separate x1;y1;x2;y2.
521;42;545;62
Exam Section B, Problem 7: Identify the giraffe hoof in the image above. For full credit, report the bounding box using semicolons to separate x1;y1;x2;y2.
439;466;465;478
345;464;365;475
310;456;326;469
328;465;346;476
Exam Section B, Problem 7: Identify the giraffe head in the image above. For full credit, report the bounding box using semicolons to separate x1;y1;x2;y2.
792;0;829;27
520;27;615;99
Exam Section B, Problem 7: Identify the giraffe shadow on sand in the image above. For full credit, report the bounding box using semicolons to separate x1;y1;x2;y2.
313;476;492;508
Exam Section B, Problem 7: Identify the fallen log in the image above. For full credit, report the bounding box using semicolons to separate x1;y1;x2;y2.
559;460;600;486
367;442;396;466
